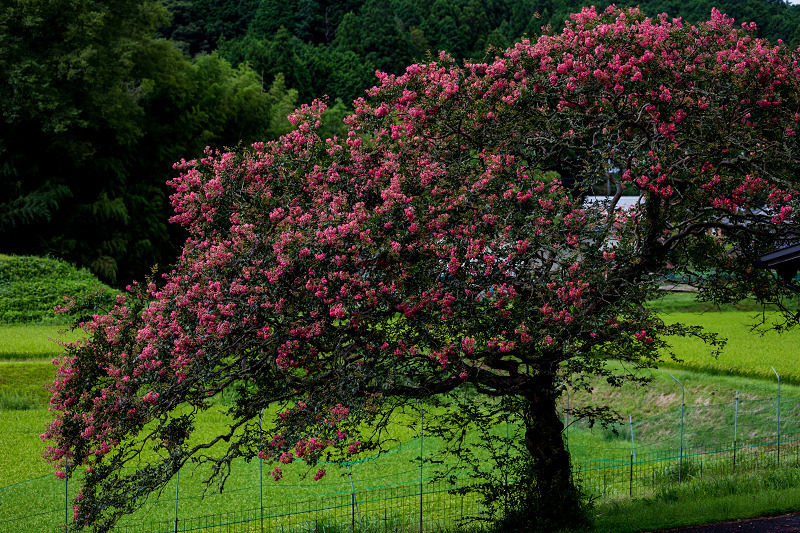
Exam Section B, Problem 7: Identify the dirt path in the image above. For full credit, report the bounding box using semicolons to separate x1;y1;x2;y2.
648;513;800;532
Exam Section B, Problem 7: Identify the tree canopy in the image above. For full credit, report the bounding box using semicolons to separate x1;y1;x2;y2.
44;6;800;532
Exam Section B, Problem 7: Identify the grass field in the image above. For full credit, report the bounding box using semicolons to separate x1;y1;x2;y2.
4;293;800;532
0;324;82;360
0;401;489;532
661;312;800;384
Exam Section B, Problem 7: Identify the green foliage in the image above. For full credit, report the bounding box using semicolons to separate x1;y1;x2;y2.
0;255;117;325
0;0;306;285
0;184;73;233
183;0;800;109
6;0;800;285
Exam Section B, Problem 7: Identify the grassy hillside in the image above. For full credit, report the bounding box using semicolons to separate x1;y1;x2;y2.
0;254;117;325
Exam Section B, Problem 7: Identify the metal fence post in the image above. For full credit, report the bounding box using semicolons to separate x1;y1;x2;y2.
504;411;509;515
629;414;636;463
259;408;264;533
174;469;180;533
733;390;739;472
773;367;781;466
603;470;606;497
668;374;685;484
419;400;424;533
347;463;360;529
629;452;633;497
559;380;569;453
65;473;69;533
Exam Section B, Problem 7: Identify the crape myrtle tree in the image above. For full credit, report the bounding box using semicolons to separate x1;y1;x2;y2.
44;6;800;531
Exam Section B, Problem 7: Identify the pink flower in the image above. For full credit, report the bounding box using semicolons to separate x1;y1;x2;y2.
142;391;160;405
461;337;476;354
329;303;346;319
279;451;293;464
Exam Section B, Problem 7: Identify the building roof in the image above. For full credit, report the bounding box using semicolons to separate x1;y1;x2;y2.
753;244;800;292
583;196;643;210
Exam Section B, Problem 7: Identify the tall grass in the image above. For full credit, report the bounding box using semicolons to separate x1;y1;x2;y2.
647;291;770;314
0;390;38;410
0;360;59;406
583;468;800;533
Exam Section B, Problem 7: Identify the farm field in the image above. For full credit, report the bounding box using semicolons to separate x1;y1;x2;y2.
0;324;82;360
661;312;800;384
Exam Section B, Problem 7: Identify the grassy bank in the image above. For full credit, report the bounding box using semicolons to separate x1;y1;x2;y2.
661;312;800;384
585;469;800;533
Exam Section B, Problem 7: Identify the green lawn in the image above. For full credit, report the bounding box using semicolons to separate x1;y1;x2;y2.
0;360;59;408
0;402;487;532
580;468;800;533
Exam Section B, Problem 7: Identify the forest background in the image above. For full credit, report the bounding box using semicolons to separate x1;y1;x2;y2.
4;0;800;286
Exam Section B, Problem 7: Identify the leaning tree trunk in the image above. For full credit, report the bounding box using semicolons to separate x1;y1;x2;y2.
508;375;587;532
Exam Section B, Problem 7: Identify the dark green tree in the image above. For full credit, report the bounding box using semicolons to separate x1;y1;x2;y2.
0;0;172;282
1;0;301;284
299;44;377;104
250;0;295;37
192;0;259;47
358;0;413;73
332;10;363;53
158;0;212;56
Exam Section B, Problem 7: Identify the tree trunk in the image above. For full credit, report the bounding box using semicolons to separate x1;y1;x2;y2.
507;375;587;531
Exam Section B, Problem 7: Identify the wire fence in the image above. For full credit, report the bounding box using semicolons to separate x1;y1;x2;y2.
3;393;799;532
570;393;800;499
109;479;483;533
0;464;485;533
